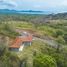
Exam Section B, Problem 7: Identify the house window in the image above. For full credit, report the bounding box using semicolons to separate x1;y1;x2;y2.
23;42;31;46
9;48;19;51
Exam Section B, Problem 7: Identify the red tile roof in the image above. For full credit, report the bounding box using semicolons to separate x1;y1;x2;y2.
9;35;32;48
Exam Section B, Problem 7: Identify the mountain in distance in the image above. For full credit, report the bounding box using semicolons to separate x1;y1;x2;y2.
20;10;43;12
0;9;17;13
19;10;52;14
0;9;51;14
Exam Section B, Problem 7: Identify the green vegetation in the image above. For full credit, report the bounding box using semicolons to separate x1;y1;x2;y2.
0;23;19;38
0;49;20;67
34;54;57;67
0;14;67;67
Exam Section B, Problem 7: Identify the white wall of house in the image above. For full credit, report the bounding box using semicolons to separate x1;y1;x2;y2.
30;42;32;46
19;44;24;51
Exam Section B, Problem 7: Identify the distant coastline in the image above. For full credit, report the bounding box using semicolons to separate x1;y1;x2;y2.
0;9;51;14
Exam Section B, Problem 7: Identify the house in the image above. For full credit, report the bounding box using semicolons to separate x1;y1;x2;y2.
9;32;33;51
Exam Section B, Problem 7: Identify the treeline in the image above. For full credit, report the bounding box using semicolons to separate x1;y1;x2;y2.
0;13;67;23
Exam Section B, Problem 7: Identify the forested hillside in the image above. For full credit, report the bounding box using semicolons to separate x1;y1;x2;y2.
0;13;67;67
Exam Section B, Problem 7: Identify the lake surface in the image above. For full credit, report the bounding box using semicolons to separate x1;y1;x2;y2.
19;12;50;15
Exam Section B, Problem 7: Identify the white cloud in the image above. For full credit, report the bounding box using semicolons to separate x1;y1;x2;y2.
60;0;67;6
0;0;67;13
0;0;17;7
33;5;41;8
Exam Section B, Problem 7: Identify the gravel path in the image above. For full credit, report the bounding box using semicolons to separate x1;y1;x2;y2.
33;37;58;48
33;37;67;49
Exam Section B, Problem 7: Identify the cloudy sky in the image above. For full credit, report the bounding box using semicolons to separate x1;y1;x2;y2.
0;0;67;13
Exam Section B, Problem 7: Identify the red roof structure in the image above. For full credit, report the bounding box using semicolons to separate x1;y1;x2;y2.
9;34;32;48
